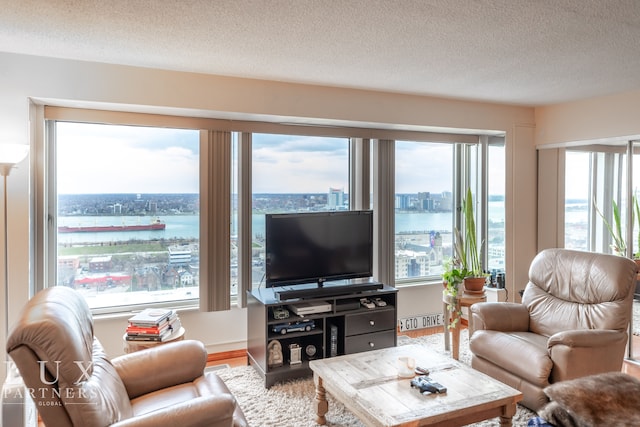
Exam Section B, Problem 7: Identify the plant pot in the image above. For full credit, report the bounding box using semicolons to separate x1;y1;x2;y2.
463;276;486;294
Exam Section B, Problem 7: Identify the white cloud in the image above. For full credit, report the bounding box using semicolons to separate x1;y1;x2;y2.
57;123;198;194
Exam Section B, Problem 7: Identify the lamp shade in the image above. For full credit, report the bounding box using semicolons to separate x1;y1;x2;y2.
0;143;29;176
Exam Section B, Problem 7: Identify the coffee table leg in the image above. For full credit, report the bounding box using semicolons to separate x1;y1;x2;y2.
313;374;329;425
498;402;517;426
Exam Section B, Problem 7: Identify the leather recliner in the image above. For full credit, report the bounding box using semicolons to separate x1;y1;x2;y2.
6;286;248;427
469;248;637;411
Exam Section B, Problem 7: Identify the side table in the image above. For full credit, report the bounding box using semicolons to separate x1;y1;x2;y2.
442;291;486;360
123;326;185;354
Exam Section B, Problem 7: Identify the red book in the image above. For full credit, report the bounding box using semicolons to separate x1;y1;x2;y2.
126;324;169;335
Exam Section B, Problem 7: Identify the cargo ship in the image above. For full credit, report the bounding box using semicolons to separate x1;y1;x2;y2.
58;218;166;233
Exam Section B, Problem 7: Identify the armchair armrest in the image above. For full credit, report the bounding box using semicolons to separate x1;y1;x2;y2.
548;329;628;382
112;339;207;399
110;394;237;427
470;302;529;332
548;329;627;349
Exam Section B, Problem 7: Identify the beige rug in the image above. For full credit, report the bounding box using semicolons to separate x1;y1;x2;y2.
215;330;536;426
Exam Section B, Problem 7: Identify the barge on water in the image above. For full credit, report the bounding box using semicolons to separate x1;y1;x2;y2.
58;218;166;233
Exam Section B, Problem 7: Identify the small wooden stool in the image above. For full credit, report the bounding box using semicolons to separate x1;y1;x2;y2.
443;292;486;360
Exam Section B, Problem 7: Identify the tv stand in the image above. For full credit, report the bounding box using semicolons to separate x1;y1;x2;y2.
247;284;397;387
275;282;383;301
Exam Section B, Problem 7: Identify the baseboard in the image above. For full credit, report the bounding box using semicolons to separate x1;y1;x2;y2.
207;349;247;364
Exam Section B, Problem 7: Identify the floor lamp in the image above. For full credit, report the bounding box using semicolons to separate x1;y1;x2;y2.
0;143;29;342
0;144;34;427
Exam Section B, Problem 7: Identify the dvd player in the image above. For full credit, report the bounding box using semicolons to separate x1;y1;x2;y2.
275;282;383;301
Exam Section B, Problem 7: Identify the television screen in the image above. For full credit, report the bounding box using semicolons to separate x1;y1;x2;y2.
265;210;373;287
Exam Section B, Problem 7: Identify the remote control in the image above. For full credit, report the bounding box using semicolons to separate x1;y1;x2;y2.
410;375;447;394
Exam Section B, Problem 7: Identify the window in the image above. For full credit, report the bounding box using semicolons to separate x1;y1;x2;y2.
564;150;591;251
564;145;630;255
40;108;503;312
393;138;501;283
250;133;350;290
394;141;454;280
487;140;506;272
51;121;200;311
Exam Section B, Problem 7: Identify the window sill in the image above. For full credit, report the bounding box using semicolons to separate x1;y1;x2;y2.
393;278;443;289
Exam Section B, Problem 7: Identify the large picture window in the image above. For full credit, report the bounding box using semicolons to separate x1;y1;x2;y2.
40;108;504;313
52;121;200;310
394;141;454;280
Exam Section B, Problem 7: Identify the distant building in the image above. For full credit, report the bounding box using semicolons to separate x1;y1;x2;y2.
58;256;80;271
421;198;434;210
328;187;344;209
179;270;194;286
395;194;411;210
89;256;112;272
395;250;431;278
168;246;192;265
440;191;453;211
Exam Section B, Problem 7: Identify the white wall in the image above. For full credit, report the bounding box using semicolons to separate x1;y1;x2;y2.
0;52;537;380
535;90;640;147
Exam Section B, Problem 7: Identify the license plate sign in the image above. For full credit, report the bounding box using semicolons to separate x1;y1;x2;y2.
398;313;444;332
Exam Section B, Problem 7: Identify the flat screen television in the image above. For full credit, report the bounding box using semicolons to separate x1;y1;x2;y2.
265;210;373;288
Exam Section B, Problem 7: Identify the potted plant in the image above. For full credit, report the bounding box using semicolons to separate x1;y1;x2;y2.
442;257;465;297
454;187;487;294
595;195;640;260
594;198;627;256
441;256;465;328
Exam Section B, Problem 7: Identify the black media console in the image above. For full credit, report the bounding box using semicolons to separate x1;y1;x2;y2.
247;284;397;387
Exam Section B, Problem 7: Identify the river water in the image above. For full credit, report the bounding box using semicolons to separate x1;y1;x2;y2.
58;202;513;244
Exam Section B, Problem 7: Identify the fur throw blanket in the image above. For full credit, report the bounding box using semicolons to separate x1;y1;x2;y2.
538;372;640;427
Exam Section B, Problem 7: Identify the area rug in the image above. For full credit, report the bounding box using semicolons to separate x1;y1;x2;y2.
214;330;537;426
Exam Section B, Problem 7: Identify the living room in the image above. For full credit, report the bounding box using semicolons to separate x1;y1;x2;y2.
2;2;640;424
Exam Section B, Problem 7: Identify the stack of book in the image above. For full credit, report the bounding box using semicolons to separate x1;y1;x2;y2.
126;308;182;342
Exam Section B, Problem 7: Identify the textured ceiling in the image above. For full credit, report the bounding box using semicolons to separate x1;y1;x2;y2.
1;0;640;106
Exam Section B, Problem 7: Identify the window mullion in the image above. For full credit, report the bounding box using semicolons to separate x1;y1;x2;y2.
236;132;252;308
350;138;370;210
372;139;395;285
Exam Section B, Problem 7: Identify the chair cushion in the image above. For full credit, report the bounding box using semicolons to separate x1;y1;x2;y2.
7;287;133;426
538;372;640;427
66;339;133;425
128;371;245;427
470;330;552;386
524;248;636;337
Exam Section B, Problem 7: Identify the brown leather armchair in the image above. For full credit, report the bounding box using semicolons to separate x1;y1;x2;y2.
469;248;637;411
6;286;248;427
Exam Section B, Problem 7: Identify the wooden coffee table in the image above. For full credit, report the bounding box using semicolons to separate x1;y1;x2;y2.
309;344;522;426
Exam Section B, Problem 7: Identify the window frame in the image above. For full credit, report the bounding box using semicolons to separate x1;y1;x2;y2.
36;105;503;314
38;108;233;315
391;138;502;285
